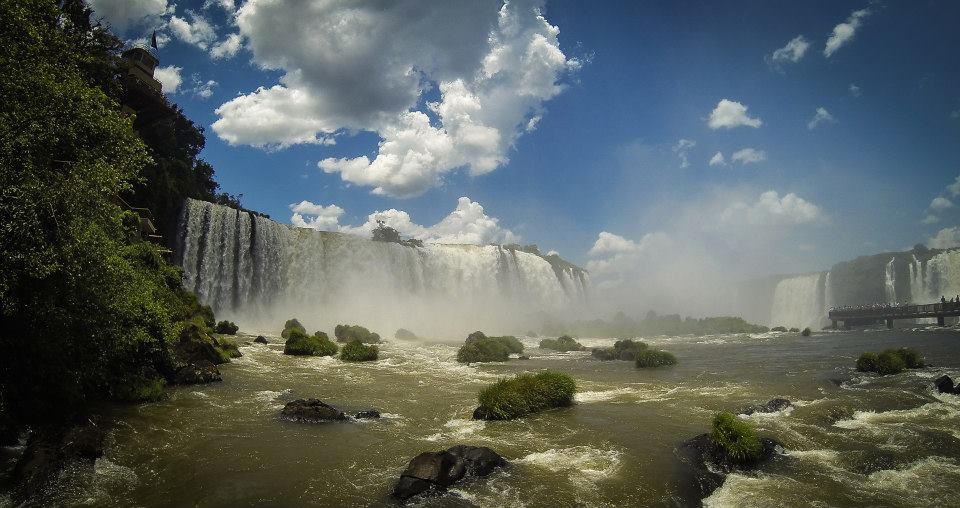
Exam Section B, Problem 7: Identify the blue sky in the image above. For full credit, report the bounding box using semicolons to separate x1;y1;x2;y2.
91;0;960;293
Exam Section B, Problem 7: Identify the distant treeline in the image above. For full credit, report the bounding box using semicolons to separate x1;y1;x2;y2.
542;311;768;338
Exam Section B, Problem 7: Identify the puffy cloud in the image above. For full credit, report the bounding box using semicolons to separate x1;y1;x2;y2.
86;0;169;33
169;10;218;50
947;175;960;197
807;107;836;129
707;99;762;130
188;76;218;99
730;148;766;165
770;35;809;65
824;8;871;58
922;214;940;225
204;0;236;12
709;151;726;167
849;84;861;97
930;197;954;211
153;65;182;94
589;232;640;256
214;0;580;197
929;227;960;249
720;191;822;226
290;197;519;245
672;139;695;169
210;33;243;59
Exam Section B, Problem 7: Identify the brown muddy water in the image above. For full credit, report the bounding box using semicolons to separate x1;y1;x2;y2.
6;328;960;507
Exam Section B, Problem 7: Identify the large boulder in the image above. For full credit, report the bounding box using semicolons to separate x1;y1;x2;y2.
173;360;222;385
11;419;106;503
934;375;954;394
675;433;784;499
254;335;269;344
174;322;228;367
392;445;507;501
741;398;792;415
354;410;381;419
280;399;348;422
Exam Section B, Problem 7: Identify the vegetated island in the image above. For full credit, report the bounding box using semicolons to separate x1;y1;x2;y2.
542;311;768;338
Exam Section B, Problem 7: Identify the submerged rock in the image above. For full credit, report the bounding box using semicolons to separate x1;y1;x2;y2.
354;410;381;419
11;419;106;503
280;399;348;422
934;375;954;394
675;433;784;499
173;360;222;385
741;398;792;415
392;445;508;501
254;335;269;344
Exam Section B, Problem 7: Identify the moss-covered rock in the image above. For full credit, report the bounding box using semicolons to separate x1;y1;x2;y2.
473;371;576;420
395;328;419;341
711;412;761;465
801;327;811;337
770;326;787;332
340;339;378;361
590;339;647;361
214;320;238;334
334;324;381;344
856;347;924;375
281;318;307;339
635;348;677;368
284;330;338;356
539;335;585;352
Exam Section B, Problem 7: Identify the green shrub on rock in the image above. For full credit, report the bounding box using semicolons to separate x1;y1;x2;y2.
711;412;761;465
801;327;811;337
281;318;307;339
856;352;879;372
539;335;586;352
395;328;419;341
894;347;925;368
334;324;381;344
341;339;378;361
856;347;924;375
456;332;524;363
875;350;906;375
215;320;239;335
635;349;677;368
591;339;647;361
771;326;787;332
284;330;338;356
474;371;576;420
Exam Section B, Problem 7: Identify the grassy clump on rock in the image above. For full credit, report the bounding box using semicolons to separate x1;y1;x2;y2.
281;318;307;339
456;331;524;363
801;327;811;337
539;335;585;352
474;371;576;420
635;348;677;368
340;339;378;361
770;326;787;332
591;339;647;361
214;320;238;335
711;411;761;465
284;330;338;356
856;347;924;375
395;328;419;341
334;324;381;344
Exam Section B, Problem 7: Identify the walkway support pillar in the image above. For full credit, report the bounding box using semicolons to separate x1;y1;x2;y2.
886;318;893;329
938;315;946;326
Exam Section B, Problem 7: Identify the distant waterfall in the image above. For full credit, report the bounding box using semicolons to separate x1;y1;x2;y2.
176;199;588;334
884;257;896;303
910;254;926;302
770;273;823;329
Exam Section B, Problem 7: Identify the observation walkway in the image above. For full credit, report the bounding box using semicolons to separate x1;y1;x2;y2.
828;301;960;328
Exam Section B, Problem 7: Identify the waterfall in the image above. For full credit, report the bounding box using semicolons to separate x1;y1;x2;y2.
823;271;834;311
176;199;588;335
884;257;896;303
769;273;823;329
909;254;926;302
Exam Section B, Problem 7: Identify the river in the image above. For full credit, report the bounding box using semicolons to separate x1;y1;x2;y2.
15;327;960;507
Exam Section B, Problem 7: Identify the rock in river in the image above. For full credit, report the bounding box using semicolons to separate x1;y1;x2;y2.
280;399;348;422
675;433;784;499
934;375;954;394
354;410;381;419
741;398;792;415
254;335;269;344
392;445;508;500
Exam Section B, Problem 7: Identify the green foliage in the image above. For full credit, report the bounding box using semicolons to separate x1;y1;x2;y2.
711;412;762;465
542;310;768;338
215;320;238;335
771;326;788;332
334;324;381;343
788;327;800;333
801;327;811;337
456;331;524;363
635;349;677;368
340;339;378;362
476;371;576;420
394;328;418;341
591;339;648;361
281;318;306;339
855;347;924;375
539;335;585;352
284;330;338;357
111;372;166;403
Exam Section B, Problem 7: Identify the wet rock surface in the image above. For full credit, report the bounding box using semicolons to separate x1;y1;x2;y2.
392;445;508;501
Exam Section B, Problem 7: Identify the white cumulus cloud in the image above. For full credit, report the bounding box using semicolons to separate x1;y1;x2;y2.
589;232;640;256
672;139;696;169
707;99;762;130
169;10;218;51
213;0;580;198
720;190;822;226
929;227;960;249
709;151;726;167
824;8;871;58
290;197;519;246
210;33;243;59
807;107;836;129
153;65;182;94
87;0;169;33
731;148;766;165
930;197;954;211
770;35;809;65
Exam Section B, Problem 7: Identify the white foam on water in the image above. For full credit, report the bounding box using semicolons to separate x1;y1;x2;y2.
422;418;487;442
703;473;804;508
574;386;680;404
864;456;960;506
833;402;960;441
516;446;622;484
